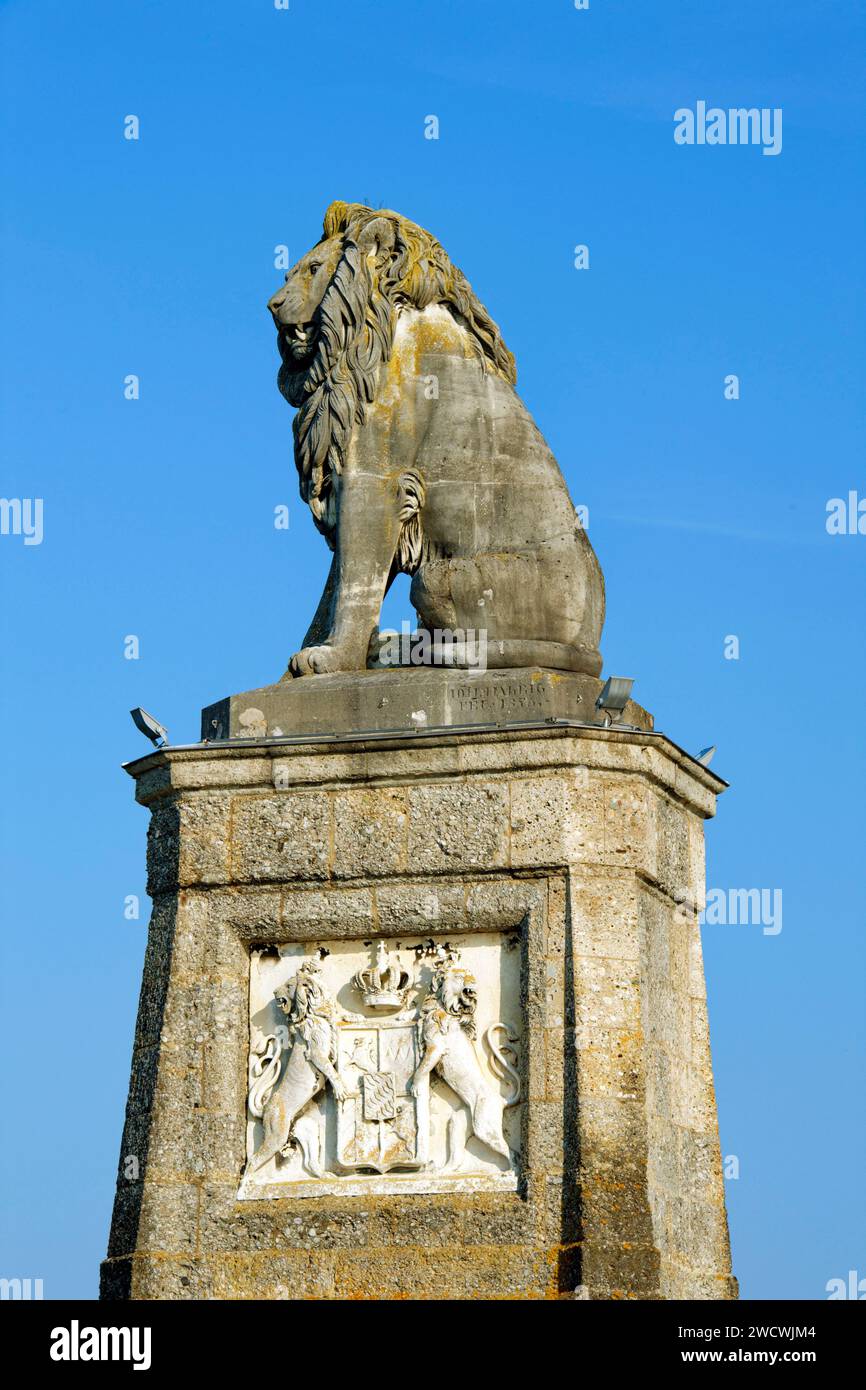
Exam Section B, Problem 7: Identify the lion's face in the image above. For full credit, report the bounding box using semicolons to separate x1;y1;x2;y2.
438;968;477;1020
274;980;301;1019
267;236;344;372
274;963;326;1023
269;202;516;529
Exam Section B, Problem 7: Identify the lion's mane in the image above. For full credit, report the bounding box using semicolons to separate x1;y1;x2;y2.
421;964;479;1039
280;201;516;545
274;963;336;1057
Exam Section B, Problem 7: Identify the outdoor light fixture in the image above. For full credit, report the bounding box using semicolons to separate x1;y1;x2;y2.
595;676;634;727
130;707;169;748
696;745;716;767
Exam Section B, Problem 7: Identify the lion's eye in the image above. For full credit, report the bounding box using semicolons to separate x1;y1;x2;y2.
308;262;320;275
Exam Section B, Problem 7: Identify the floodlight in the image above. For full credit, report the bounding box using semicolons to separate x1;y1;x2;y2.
130;707;169;747
696;745;716;767
595;677;634;727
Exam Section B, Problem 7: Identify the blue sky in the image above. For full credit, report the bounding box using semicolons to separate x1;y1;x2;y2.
1;0;864;1300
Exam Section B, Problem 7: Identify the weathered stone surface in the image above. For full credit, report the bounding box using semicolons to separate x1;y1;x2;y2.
146;794;230;894
131;724;720;813
406;780;510;870
103;721;736;1301
202;666;652;742
230;792;331;882
332;786;408;877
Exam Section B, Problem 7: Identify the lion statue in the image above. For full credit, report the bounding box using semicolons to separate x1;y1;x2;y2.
268;200;604;678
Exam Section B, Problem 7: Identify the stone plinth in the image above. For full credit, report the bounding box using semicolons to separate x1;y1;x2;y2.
201;666;653;742
101;723;736;1301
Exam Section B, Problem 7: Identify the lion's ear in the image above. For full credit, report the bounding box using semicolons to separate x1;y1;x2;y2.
357;216;397;261
323;200;351;238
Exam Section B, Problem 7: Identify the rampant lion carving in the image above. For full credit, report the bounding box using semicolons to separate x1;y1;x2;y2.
268;201;605;678
409;961;520;1168
245;960;346;1179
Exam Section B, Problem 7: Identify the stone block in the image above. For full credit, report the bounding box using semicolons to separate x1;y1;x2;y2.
407;780;509;870
332;786;408;878
230;792;331;882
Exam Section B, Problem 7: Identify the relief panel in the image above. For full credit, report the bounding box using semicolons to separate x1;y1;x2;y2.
239;934;522;1199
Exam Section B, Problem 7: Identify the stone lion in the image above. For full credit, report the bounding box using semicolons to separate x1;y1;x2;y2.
268;200;604;678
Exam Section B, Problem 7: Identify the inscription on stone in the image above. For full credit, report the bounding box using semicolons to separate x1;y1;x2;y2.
448;681;553;716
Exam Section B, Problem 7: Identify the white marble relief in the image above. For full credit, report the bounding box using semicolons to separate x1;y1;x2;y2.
238;936;521;1199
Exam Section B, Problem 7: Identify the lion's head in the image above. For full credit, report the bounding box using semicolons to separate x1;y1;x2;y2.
274;960;328;1026
267;201;516;539
425;963;479;1037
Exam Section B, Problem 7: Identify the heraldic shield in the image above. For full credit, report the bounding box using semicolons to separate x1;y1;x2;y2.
335;1017;429;1173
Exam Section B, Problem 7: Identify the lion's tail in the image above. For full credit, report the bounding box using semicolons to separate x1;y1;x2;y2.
248;1034;282;1118
484;1023;521;1107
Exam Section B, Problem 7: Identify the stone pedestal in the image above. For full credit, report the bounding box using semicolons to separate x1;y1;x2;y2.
200;665;653;742
101;721;737;1300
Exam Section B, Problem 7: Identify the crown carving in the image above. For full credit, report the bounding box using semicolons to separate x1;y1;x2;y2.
352;940;412;1011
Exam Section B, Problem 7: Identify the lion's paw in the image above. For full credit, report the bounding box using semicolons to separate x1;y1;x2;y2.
289;644;351;677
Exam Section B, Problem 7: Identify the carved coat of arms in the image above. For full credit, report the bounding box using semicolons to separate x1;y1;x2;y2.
241;940;520;1194
336;1019;427;1173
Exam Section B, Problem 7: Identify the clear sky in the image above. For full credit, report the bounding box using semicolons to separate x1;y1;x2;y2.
1;0;864;1300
